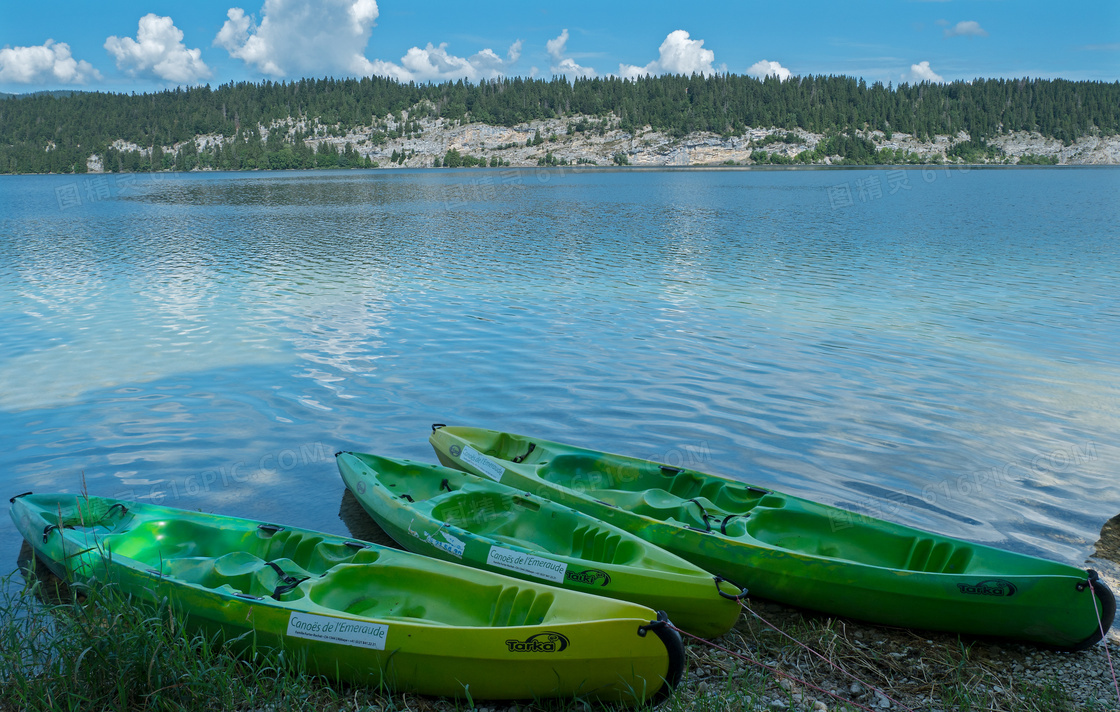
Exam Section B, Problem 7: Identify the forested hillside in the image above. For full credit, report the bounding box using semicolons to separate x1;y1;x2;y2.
1;74;1118;173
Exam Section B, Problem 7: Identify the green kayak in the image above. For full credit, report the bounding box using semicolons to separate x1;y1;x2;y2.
336;451;743;638
430;425;1116;650
9;493;684;703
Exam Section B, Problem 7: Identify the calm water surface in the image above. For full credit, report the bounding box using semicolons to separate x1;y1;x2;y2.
2;167;1118;594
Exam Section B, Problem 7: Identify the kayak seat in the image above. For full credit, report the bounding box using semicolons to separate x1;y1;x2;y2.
266;531;320;562
310;563;555;628
162;552;313;599
106;519;254;562
705;483;771;511
587;488;736;532
256;531;377;575
742;509;975;571
433;491;517;531
490;585;556;627
591;488;682;517
537;454;616;489
745;510;921;567
300;539;382;574
903;538;974;573
662;473;706;500
569;525;629;563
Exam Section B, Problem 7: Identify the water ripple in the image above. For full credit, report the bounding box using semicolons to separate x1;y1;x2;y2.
1;168;1119;577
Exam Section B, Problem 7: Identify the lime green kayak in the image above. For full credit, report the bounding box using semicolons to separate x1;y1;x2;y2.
337;451;742;638
429;425;1116;650
9;493;684;703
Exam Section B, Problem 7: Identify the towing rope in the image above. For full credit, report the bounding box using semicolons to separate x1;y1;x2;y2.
735;599;917;712
1088;576;1120;706
680;589;1120;711
668;620;898;712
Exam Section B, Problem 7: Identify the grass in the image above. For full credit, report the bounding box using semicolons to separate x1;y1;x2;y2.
1;557;1116;712
0;570;342;711
669;600;1118;712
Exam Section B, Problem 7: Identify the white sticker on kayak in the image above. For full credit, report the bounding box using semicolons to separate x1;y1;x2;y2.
487;546;566;583
460;445;506;481
425;529;466;558
286;612;388;650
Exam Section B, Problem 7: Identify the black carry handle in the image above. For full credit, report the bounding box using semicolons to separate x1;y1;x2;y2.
638;611;686;699
713;575;749;601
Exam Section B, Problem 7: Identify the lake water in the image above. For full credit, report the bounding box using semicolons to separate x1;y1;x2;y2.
2;166;1119;597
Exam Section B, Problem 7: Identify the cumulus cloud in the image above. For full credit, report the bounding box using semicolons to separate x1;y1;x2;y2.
746;59;792;82
215;0;381;77
0;40;100;84
217;0;519;82
619;30;718;79
943;20;988;38
906;61;944;83
361;40;522;82
547;29;596;78
105;14;210;83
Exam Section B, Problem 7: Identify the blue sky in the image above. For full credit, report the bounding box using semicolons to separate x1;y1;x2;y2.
1;1;1118;94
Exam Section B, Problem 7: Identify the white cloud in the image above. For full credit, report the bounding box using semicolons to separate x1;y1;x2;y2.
471;41;522;76
654;30;717;75
215;0;381;77
214;8;266;69
547;29;596;78
906;60;944;83
747;59;792;82
0;40;100;84
359;40;521;82
944;20;989;38
619;30;718;79
217;0;519;82
105;14;211;83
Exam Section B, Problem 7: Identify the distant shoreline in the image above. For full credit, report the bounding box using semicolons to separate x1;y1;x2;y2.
5;162;1118;179
6;75;1118;174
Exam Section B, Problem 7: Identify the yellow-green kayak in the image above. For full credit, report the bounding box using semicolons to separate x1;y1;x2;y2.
336;451;743;638
430;425;1115;650
9;492;684;703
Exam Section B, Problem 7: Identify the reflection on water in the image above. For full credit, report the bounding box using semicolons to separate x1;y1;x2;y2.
14;541;73;606
2;168;1119;596
338;488;401;549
